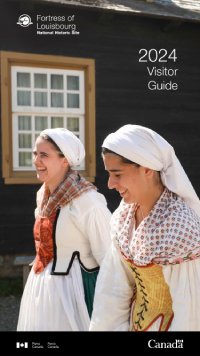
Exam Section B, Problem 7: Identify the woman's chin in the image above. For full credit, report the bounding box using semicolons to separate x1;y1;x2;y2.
36;173;45;182
123;196;133;204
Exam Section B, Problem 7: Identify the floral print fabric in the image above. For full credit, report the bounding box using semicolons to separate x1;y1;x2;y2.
112;188;200;266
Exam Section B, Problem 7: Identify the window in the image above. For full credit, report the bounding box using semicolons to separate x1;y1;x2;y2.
12;67;85;171
1;51;96;183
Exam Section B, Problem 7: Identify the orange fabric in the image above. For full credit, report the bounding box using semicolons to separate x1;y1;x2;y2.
33;211;56;274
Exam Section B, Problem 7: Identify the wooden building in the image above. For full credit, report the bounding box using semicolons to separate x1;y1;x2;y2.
0;0;200;263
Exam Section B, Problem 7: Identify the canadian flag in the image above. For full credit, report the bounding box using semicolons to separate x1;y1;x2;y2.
16;342;28;348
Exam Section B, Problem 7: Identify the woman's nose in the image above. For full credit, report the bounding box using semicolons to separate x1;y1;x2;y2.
108;176;118;190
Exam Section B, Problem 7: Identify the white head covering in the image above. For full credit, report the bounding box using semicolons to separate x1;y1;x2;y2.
102;124;200;216
40;128;85;167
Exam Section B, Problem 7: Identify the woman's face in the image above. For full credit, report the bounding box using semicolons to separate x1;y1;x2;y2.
103;153;147;204
33;136;69;192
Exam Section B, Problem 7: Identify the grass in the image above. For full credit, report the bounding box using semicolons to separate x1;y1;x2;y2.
0;277;23;297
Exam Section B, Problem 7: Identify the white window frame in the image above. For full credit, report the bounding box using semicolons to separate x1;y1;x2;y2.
12;66;85;170
11;67;85;114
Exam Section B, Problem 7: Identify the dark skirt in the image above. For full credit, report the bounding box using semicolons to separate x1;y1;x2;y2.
81;267;99;318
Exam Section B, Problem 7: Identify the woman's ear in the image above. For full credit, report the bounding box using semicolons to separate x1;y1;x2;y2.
63;157;70;168
143;167;154;177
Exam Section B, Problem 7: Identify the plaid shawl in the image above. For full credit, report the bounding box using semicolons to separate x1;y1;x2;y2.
38;170;96;217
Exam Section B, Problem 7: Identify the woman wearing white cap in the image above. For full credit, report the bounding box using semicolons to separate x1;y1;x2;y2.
17;128;111;331
90;124;200;331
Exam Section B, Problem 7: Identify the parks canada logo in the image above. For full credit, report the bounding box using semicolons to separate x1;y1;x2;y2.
17;14;33;27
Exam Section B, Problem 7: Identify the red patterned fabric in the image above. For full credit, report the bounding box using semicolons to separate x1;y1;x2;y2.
33;211;56;274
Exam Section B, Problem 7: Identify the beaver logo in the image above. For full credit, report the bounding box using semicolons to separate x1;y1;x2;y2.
17;14;33;27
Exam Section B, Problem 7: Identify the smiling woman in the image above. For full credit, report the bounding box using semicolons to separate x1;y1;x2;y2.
90;124;200;332
102;147;163;228
33;135;68;194
17;128;111;331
